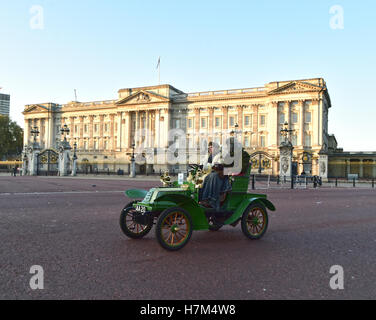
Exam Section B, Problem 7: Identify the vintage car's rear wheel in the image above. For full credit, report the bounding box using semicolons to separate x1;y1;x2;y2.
241;202;268;240
120;203;153;239
156;207;193;251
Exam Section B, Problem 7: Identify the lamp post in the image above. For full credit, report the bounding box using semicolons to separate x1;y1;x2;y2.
71;142;77;176
279;121;295;186
60;124;70;142
30;126;39;143
280;121;294;145
130;142;136;178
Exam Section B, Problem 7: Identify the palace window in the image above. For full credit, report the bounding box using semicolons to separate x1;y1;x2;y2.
292;112;298;124
244;115;251;126
104;124;108;132
305;112;311;123
215;117;220;128
84;124;88;133
94;140;98;150
279;113;285;124
174;119;181;129
94;124;98;133
104;140;108;150
260;135;266;147
244;136;250;148
201;118;207;128
188;118;193;129
260;115;266;126
305;134;311;147
84;140;88;150
229;116;235;127
75;125;78;134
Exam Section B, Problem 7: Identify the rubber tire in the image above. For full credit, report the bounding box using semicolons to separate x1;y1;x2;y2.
155;207;193;251
241;202;268;240
120;201;153;239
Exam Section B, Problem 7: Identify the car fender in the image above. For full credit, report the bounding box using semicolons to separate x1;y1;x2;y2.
224;197;276;225
154;193;209;230
125;189;148;199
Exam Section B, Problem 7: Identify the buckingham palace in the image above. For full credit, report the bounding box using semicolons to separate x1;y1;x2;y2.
23;77;355;177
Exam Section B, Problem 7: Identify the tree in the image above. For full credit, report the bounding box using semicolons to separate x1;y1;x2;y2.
0;115;24;160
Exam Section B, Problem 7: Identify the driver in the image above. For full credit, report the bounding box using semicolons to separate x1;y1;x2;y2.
199;162;232;211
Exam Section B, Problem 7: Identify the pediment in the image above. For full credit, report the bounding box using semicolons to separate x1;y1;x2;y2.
116;90;170;105
268;81;323;95
23;104;49;113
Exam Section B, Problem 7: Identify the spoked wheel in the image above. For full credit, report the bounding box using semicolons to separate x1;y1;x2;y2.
241;202;268;240
156;207;193;251
120;204;153;239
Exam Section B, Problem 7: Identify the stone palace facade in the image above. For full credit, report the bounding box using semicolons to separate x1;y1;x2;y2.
23;78;333;176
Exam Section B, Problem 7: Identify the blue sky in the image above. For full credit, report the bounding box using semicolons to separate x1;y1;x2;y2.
0;0;375;151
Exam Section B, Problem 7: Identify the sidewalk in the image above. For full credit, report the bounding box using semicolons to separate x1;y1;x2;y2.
0;172;161;181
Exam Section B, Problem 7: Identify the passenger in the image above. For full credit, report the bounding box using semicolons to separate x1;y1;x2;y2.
201;141;221;171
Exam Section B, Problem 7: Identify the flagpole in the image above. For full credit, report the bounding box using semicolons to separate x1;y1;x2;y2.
158;58;161;85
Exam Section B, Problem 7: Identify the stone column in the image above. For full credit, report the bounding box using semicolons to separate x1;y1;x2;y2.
150;110;155;148
99;115;104;150
271;102;278;146
298;100;304;147
110;114;115;151
117;112;122;151
79;116;84;150
164;109;170;148
252;105;258;147
66;117;72;148
222;106;228;130
155;110;160;148
89;115;94;150
135;111;140;146
126;112;131;148
237;105;243;130
194;107;200;147
208;107;214;140
24;120;29;146
145;110;150;147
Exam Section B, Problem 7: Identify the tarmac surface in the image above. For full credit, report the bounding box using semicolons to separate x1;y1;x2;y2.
1;175;376;299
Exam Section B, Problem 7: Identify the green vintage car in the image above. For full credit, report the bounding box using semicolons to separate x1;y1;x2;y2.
120;164;276;251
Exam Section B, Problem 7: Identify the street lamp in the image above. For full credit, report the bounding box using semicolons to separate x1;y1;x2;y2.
130;141;136;178
280;121;294;145
60;124;70;141
73;142;77;160
30;126;39;143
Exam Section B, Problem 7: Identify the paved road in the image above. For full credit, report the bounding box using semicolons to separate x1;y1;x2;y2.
1;176;376;299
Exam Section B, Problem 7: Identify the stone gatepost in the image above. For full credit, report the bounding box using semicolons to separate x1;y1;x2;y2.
279;141;294;180
58;140;71;176
27;142;41;176
319;153;328;181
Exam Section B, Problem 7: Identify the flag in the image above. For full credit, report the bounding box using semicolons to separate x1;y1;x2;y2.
156;57;160;69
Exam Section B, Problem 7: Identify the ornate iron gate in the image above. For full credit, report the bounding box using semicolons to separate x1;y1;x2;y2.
37;149;59;176
250;152;273;174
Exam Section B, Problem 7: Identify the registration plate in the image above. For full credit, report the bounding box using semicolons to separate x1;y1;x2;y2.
135;205;147;213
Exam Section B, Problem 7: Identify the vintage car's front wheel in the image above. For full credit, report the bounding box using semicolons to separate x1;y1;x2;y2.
120;203;153;239
156;207;193;251
241;202;268;240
